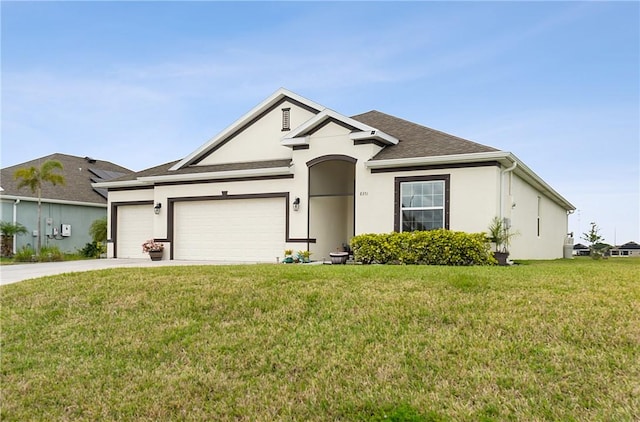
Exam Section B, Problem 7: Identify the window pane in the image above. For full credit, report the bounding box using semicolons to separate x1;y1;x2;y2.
422;195;433;207
433;182;443;195
424;183;433;195
402;193;411;208
402;209;444;232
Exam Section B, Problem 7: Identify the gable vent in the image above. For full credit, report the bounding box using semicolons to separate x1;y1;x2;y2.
282;108;291;131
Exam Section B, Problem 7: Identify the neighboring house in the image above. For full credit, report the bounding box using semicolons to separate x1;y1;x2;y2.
610;241;640;257
572;243;591;256
94;88;575;262
0;153;131;254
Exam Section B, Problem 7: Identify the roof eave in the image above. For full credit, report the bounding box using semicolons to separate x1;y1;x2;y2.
366;151;575;211
365;151;511;169
137;166;293;184
0;194;107;208
92;179;153;189
349;130;398;145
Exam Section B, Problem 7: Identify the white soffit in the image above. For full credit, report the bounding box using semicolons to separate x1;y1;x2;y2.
170;88;324;171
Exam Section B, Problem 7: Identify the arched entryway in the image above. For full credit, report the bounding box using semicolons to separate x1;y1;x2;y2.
307;155;356;261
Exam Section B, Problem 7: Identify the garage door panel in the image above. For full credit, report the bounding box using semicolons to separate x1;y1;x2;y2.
117;204;153;258
173;198;285;261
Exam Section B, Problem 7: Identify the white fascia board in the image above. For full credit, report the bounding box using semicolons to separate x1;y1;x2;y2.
170;88;325;171
137;166;293;183
92;179;153;189
283;109;334;139
281;136;310;147
349;130;399;145
0;194;106;208
283;109;362;137
284;108;398;145
365;151;512;169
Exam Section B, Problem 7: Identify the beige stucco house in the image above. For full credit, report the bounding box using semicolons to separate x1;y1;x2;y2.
94;88;575;262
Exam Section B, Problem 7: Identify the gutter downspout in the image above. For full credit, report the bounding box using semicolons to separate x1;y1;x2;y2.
500;161;517;221
13;199;20;254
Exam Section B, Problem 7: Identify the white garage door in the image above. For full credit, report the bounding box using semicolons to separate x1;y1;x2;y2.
117;204;154;258
173;197;285;262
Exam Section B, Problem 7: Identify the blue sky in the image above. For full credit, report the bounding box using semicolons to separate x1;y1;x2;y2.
2;1;638;244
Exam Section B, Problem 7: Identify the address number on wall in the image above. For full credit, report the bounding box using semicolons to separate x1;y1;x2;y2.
359;192;368;196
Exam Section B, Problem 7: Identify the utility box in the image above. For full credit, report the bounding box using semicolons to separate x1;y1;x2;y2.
61;224;72;237
45;218;54;236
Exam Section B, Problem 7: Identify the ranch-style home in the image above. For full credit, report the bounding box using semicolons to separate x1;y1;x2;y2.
94;88;575;262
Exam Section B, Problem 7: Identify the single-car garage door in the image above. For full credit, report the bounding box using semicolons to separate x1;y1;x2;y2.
173;197;285;261
117;204;154;258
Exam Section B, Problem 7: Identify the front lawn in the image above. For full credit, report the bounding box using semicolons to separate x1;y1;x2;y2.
1;259;638;420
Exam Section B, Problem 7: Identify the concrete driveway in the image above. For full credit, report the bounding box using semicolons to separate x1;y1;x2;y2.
0;259;248;286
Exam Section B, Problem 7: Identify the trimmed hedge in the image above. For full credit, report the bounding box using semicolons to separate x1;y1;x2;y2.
350;229;496;266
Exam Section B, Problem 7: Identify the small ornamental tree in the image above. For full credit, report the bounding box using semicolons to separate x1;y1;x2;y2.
582;222;607;259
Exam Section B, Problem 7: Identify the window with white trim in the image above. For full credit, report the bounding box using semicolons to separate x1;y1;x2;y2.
400;180;446;231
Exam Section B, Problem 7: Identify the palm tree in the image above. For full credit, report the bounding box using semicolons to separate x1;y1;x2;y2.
13;160;65;255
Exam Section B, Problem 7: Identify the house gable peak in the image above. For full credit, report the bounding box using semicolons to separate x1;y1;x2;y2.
170;88;324;171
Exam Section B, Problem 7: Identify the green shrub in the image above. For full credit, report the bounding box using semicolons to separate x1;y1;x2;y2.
79;241;106;258
13;246;36;262
38;245;64;262
350;229;495;266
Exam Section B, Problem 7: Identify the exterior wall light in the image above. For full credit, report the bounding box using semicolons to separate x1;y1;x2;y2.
154;202;162;215
293;197;300;211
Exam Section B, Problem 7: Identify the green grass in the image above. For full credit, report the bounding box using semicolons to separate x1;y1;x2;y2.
2;259;639;421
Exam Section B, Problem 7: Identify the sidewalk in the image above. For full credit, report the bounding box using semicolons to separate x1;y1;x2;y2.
0;259;246;286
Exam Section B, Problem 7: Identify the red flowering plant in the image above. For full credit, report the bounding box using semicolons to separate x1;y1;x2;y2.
141;239;164;253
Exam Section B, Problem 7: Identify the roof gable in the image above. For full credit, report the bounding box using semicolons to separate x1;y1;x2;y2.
170;88;323;170
281;109;398;149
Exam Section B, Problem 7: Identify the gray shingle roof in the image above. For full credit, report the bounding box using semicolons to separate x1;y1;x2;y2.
617;241;640;249
96;110;501;185
351;110;499;160
106;159;293;182
1;153;131;204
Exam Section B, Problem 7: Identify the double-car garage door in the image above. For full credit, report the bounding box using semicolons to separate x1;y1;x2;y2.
117;197;285;261
173;197;285;261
